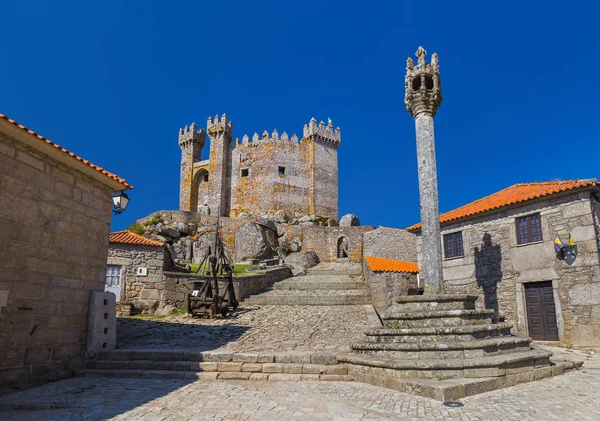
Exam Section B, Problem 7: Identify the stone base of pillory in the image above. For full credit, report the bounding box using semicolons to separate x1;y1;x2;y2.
335;294;582;400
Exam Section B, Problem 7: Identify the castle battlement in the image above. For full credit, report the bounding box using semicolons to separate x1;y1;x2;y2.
178;122;206;149
236;130;300;147
207;113;233;137
303;117;341;144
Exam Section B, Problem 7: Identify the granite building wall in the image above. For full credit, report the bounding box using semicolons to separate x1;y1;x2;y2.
0;131;114;388
414;191;600;348
107;244;166;314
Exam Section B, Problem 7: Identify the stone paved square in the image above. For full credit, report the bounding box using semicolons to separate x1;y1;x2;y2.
0;346;597;420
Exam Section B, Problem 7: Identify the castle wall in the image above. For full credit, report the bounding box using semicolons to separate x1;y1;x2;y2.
310;140;339;218
229;136;311;218
179;116;340;220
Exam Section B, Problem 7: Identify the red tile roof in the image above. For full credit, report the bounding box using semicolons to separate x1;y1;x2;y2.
365;256;419;273
109;230;164;247
0;113;132;189
406;180;599;232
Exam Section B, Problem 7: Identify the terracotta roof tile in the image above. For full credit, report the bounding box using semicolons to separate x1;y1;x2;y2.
0;113;132;189
365;256;419;273
109;230;164;247
406;180;598;231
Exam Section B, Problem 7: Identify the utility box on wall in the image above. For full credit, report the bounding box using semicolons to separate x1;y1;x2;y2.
136;267;148;276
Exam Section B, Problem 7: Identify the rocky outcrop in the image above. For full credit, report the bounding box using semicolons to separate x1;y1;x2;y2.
340;214;360;227
235;223;274;261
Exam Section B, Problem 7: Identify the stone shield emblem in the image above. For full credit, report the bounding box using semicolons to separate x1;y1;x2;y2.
563;245;578;265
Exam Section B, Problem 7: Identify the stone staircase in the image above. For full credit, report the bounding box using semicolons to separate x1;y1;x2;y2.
339;294;582;400
78;350;351;382
244;269;371;306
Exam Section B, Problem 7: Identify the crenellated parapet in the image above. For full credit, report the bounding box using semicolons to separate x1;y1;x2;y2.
178;122;206;150
207;113;233;140
404;46;442;118
236;129;301;148
303;118;341;145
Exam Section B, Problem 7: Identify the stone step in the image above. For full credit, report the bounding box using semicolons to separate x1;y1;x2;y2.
364;323;515;343
382;309;496;328
339;347;555;379
76;369;352;382
305;270;362;276
351;336;532;359
273;281;366;291
84;359;348;375
291;274;362;282
393;294;479;311
347;359;582;401
245;293;371;305
95;350;340;365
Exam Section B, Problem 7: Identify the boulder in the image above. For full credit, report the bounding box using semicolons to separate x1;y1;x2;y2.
290;237;302;252
235;223;273;261
156;234;172;243
285;263;306;277
257;219;278;234
160;226;181;239
340;214;360;227
285;251;320;268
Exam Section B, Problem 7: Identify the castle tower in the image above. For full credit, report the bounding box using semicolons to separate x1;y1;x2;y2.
404;46;444;294
303;118;341;219
206;114;233;217
178;123;206;211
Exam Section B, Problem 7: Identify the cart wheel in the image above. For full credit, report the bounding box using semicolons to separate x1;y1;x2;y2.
232;301;239;310
221;308;229;317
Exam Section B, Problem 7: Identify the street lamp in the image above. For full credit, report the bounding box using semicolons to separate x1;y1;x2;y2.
112;191;130;215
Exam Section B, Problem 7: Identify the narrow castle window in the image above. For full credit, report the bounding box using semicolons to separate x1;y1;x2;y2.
278;166;285;176
241;169;249;177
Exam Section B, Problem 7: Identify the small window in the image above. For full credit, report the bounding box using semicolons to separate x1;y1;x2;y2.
278;166;285;176
444;232;464;259
241;169;249;177
516;213;542;244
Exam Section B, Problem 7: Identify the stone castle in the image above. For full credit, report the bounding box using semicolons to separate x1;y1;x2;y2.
179;114;341;220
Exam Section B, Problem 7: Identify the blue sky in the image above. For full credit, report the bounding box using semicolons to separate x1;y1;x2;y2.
1;1;598;231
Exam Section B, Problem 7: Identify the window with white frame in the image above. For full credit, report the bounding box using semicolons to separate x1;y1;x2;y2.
105;265;122;288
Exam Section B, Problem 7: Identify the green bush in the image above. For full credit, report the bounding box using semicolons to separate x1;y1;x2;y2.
144;213;163;227
128;222;145;235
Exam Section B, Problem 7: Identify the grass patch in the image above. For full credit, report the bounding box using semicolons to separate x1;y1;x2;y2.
127;222;145;235
187;263;260;277
144;213;163;227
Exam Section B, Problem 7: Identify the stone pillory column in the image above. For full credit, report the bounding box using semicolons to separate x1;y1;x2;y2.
404;46;444;294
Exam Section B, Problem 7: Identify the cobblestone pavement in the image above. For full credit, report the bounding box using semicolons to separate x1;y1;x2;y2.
117;304;371;353
0;348;598;420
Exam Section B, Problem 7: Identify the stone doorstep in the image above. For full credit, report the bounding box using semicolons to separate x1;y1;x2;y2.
75;370;353;382
348;360;582;401
96;350;340;365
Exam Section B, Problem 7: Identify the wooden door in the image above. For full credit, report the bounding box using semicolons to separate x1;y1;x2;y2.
524;281;559;341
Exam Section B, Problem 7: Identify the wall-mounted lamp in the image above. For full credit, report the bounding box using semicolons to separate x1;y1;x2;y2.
112;191;130;215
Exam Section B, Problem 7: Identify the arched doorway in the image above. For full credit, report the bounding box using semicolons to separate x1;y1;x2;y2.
337;237;348;258
191;169;210;212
